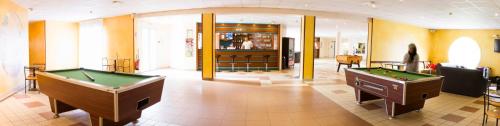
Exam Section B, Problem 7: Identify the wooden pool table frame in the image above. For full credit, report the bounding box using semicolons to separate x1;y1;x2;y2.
36;68;165;126
345;68;444;118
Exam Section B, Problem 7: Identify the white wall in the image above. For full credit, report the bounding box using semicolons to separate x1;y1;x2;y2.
136;15;198;71
283;25;302;52
319;37;336;58
46;21;79;70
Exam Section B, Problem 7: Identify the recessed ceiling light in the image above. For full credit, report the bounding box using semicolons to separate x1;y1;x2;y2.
495;13;499;17
305;4;309;7
362;1;377;8
112;0;122;4
399;0;404;2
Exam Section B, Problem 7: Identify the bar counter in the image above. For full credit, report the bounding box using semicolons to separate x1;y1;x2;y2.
197;49;279;71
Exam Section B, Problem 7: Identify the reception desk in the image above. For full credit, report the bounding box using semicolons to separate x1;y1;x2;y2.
197;49;279;71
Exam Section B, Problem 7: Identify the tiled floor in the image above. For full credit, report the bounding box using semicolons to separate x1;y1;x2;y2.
0;59;494;126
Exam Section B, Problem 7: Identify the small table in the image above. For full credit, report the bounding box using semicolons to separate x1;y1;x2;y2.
26;66;40;91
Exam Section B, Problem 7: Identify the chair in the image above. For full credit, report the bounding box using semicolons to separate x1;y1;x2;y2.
117;59;131;73
216;55;222;72
245;55;252;72
102;57;113;71
263;55;271;72
32;64;46;72
23;67;37;93
420;61;433;74
483;80;500;126
230;55;237;72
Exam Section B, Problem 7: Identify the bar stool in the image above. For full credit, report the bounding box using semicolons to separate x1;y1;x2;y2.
263;55;271;72
230;55;237;72
216;55;222;72
245;55;252;72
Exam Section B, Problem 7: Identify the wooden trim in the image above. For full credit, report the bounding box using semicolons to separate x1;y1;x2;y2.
367;18;374;67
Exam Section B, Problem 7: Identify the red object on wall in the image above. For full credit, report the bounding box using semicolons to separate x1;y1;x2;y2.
134;59;140;70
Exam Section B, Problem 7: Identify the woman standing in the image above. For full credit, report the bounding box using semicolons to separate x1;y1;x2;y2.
403;43;419;73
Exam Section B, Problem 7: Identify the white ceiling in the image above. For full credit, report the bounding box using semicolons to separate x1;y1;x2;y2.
13;0;500;29
139;13;368;38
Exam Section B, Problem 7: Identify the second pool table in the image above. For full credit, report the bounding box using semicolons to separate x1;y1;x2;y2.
37;68;165;126
345;67;444;118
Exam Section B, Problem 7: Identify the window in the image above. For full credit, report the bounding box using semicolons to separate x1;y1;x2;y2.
448;37;481;69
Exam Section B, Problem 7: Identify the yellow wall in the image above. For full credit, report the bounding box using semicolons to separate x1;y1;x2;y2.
371;19;432;62
103;14;135;71
45;21;79;70
431;29;500;76
0;0;28;98
29;21;46;66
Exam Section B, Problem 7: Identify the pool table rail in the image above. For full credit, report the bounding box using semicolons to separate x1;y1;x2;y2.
345;68;443;85
37;68;166;93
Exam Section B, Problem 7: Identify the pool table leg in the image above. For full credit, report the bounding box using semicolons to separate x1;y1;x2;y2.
354;89;380;104
337;63;341;72
48;97;76;118
384;99;425;117
89;112;142;126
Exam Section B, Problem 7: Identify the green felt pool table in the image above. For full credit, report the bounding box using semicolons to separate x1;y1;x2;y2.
37;68;165;126
356;68;433;81
345;67;443;118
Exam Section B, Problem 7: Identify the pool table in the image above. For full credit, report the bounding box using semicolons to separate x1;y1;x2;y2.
36;68;165;126
344;67;443;118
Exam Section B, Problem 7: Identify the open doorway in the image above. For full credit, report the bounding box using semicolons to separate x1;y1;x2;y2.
135;14;200;77
314;17;368;81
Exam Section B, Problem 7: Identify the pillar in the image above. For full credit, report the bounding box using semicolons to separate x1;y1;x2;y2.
301;16;316;80
366;18;374;67
202;13;215;80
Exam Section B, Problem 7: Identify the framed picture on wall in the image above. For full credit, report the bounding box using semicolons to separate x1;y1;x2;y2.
357;43;366;54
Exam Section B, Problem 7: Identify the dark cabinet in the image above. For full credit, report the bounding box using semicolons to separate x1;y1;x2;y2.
282;37;295;69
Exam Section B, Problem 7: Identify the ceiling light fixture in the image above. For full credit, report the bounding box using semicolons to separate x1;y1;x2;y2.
495;12;499;17
370;1;377;8
112;0;122;4
305;4;309;7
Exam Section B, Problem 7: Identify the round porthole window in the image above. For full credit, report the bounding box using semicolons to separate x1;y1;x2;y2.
448;37;481;69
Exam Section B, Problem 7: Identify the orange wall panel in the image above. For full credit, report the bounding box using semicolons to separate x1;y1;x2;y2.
29;21;46;66
103;14;135;71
